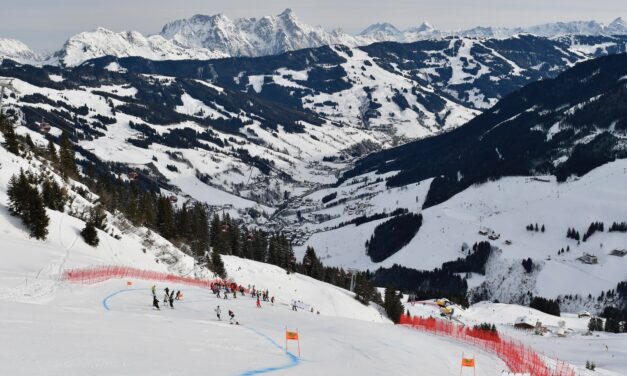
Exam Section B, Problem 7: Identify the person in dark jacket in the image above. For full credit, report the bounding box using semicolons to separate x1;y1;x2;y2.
169;291;174;308
152;295;160;310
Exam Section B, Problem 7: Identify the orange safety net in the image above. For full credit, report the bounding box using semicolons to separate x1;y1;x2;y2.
399;315;575;376
62;265;246;292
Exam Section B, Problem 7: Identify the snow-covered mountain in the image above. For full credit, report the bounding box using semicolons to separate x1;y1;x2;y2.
1;34;626;216
50;27;227;67
160;8;359;57
359;17;627;42
277;53;627;307
3;10;627;67
0;38;41;65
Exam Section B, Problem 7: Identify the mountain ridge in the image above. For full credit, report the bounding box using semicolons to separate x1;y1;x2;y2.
2;10;627;67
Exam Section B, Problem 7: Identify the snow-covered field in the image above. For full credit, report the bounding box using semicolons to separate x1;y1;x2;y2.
406;300;627;376
294;160;627;303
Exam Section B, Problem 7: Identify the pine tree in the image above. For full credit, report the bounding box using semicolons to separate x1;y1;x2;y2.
88;205;107;231
156;196;175;239
0;114;20;155
7;170;49;239
46;139;58;164
59;132;77;178
41;178;67;211
354;273;376;305
383;287;404;323
210;249;226;279
303;246;323;279
23;186;49;240
7;171;29;216
80;221;99;246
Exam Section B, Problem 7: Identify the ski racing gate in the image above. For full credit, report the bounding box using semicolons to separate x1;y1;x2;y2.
400;315;576;376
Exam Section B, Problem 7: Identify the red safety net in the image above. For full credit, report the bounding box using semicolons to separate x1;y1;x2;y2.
399;315;575;376
63;265;243;291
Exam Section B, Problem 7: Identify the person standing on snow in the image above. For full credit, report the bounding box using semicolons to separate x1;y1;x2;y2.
152;295;160;310
271;296;275;305
175;290;181;300
164;288;170;304
169;291;175;308
256;296;261;308
215;305;222;320
151;285;157;297
228;309;235;324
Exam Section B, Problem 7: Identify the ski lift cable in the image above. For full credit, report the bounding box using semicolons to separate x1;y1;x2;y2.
18;105;79;136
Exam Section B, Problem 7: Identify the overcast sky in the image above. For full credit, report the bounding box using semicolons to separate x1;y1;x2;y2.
1;0;626;52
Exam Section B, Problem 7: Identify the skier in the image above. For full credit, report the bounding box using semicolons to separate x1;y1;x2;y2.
233;290;236;299
169;291;175;308
228;309;235;324
291;301;297;311
215;305;222;320
175;290;181;300
163;288;170;305
151;285;157;297
271;296;275;305
256;296;261;308
152;295;160;310
216;289;221;298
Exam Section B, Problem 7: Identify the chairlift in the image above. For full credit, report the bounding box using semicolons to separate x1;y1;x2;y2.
128;171;139;181
168;194;178;203
39;118;51;133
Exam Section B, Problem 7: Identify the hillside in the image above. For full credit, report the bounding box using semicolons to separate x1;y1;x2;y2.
0;134;512;376
1;38;627;220
282;54;627;309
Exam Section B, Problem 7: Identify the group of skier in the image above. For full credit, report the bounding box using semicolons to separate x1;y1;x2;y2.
151;285;182;310
214;305;237;324
149;282;301;325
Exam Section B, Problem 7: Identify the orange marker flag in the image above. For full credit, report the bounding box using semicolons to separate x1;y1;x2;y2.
461;358;475;367
460;353;476;376
285;327;301;357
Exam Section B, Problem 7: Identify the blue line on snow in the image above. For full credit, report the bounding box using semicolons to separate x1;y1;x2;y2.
102;288;148;311
102;288;301;374
239;327;301;375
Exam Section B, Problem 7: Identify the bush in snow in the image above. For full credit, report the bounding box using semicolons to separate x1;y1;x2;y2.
80;221;99;247
522;258;534;273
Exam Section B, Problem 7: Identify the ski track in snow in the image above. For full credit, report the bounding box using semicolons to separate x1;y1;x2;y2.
102;287;302;375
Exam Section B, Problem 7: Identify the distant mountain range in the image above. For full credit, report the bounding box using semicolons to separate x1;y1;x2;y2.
1;9;626;66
